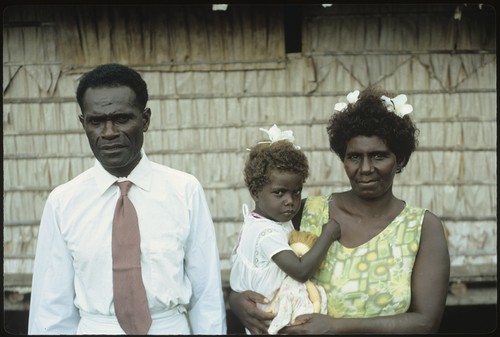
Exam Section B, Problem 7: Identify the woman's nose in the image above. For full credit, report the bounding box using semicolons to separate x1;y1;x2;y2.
360;157;373;173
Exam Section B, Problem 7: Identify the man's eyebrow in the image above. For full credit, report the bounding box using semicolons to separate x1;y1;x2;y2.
85;112;134;118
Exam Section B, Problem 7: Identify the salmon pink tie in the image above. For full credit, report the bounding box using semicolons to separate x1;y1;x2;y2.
112;181;152;334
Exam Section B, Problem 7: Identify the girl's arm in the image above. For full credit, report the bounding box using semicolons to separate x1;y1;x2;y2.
271;218;340;282
227;219;340;334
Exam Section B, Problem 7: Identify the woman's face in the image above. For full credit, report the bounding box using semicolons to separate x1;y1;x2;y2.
343;135;399;199
251;170;303;222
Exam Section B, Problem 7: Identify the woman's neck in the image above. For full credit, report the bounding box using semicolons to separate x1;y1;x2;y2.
331;191;405;248
338;190;401;219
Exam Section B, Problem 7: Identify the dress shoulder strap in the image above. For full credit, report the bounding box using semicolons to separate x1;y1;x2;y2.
241;203;250;218
299;195;331;234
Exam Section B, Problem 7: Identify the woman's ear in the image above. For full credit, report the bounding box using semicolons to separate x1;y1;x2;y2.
396;158;406;173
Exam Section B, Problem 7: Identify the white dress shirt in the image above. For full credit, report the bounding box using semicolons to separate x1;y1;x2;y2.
28;152;227;334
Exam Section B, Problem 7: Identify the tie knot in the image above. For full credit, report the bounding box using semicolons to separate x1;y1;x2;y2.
117;180;132;196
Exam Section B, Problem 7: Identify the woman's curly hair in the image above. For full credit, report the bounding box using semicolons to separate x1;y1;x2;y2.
244;140;309;193
326;86;419;173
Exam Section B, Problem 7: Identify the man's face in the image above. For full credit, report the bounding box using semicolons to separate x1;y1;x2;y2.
79;86;150;177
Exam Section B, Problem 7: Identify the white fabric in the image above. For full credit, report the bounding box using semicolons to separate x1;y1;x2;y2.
28;151;226;335
229;204;294;301
266;277;328;334
77;307;190;335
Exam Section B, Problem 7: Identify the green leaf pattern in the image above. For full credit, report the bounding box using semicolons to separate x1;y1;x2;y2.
301;195;424;318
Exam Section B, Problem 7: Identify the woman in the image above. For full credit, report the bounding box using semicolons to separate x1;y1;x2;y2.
228;87;450;334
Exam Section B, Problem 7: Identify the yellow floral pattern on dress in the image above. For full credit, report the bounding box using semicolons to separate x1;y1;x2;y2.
301;195;425;318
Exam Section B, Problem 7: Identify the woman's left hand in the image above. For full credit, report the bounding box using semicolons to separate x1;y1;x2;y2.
279;313;334;334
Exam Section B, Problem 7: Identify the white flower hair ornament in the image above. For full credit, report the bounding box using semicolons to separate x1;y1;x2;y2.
257;124;301;150
381;94;413;118
334;90;360;112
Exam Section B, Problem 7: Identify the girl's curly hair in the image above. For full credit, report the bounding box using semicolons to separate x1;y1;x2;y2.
326;86;419;173
244;140;309;193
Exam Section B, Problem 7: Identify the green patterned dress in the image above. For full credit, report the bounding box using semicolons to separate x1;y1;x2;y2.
301;195;425;318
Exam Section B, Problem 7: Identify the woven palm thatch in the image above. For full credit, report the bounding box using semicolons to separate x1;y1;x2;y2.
3;4;496;308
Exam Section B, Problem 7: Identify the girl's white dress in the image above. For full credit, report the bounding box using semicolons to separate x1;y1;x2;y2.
230;204;294;304
230;204;327;334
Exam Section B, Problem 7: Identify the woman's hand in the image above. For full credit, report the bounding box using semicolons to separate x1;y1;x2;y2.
279;313;334;334
228;290;276;335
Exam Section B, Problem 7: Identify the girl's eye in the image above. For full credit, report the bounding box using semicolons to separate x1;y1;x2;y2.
274;191;284;197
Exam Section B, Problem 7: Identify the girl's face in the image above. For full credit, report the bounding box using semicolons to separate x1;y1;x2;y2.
251;170;303;222
344;135;400;200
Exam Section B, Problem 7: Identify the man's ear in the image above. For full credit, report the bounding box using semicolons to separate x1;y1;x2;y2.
142;108;151;132
78;114;84;127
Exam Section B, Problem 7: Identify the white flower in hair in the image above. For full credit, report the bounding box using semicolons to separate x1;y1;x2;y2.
381;94;413;118
347;90;360;103
258;124;300;149
334;90;360;112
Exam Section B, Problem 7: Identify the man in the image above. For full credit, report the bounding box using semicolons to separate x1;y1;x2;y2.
28;63;227;334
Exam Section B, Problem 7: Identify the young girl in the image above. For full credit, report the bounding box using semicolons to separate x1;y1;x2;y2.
229;125;340;334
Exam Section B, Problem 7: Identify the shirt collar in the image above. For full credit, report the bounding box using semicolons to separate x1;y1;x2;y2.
93;148;153;195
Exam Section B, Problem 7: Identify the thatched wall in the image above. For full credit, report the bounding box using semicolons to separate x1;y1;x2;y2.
3;4;496;309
